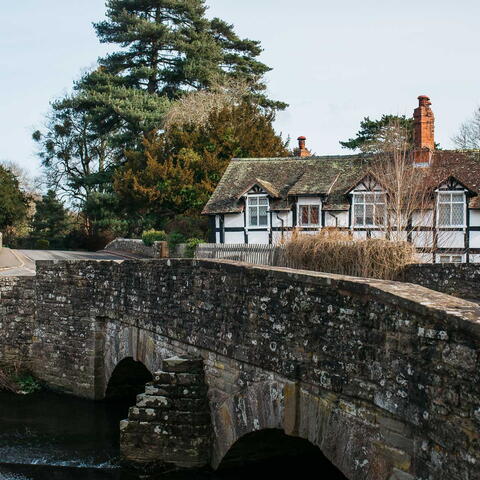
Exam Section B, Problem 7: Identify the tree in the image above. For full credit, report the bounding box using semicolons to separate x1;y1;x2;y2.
94;0;286;112
453;107;480;150
0;165;29;232
114;102;289;231
30;190;71;248
340;115;414;153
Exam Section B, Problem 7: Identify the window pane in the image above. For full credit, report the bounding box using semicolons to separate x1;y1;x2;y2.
365;204;374;225
438;204;451;226
300;206;309;225
451;193;464;203
249;196;259;206
365;193;375;203
438;193;450;203
355;194;364;204
439;256;450;263
451;203;464;225
310;206;319;225
259;206;268;226
249;206;258;226
354;204;364;226
451;256;462;263
375;205;385;225
259;197;269;206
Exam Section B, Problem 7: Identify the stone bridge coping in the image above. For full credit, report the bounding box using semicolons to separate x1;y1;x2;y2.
35;258;480;333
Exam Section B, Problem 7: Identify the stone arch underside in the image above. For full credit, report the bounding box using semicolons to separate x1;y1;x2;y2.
210;378;403;480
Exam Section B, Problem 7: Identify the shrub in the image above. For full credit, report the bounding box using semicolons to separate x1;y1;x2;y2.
167;232;186;250
185;238;203;258
282;229;415;280
142;229;167;246
36;239;50;250
165;215;208;239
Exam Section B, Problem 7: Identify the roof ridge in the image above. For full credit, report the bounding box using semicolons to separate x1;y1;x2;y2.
231;155;364;162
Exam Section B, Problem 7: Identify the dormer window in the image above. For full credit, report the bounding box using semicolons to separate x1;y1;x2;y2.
247;195;269;227
437;191;465;227
352;192;386;227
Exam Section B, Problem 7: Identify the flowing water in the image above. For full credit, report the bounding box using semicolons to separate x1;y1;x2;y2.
0;391;346;480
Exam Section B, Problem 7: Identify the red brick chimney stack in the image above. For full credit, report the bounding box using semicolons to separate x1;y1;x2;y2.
413;95;435;165
296;136;311;157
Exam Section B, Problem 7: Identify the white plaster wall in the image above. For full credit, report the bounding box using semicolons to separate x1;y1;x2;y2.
415;252;433;263
247;230;269;244
224;213;244;228
297;197;322;205
469;209;480;227
412;210;434;227
353;230;367;240
469;231;480;248
224;231;245;244
215;215;220;228
437;231;465;249
371;231;386;239
412;231;433;248
469;254;480;263
325;211;349;228
271;211;292;228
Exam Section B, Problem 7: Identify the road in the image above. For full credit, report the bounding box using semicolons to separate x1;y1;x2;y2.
0;249;132;276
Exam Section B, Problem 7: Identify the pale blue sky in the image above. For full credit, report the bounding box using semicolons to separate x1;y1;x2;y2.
1;0;480;175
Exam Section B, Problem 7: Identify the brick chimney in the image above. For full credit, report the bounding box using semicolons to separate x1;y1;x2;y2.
413;95;435;165
296;136;312;157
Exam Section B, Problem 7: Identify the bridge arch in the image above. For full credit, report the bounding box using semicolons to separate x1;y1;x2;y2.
105;357;153;403
218;429;347;478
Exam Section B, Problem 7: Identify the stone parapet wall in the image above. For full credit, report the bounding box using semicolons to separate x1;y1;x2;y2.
104;238;167;258
402;263;480;302
0;276;35;368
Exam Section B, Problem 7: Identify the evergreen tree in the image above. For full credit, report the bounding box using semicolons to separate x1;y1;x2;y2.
31;190;71;248
0;166;29;232
114;102;289;230
94;0;286;111
340;115;414;153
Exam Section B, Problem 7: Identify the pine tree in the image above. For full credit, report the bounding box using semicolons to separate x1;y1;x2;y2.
31;190;71;248
94;0;286;111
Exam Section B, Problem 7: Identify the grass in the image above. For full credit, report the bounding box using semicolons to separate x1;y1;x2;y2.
281;228;415;280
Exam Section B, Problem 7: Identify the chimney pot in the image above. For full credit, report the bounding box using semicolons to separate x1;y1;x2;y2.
296;136;311;157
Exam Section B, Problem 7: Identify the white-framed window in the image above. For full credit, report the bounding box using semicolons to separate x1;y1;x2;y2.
247;195;269;228
439;255;463;264
352;192;386;227
437;191;466;227
298;204;320;226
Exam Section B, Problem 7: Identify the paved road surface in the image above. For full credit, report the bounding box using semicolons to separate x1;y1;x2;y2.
0;249;131;277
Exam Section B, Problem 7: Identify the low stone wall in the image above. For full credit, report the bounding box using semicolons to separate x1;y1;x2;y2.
0;276;35;368
104;238;166;258
402;263;480;302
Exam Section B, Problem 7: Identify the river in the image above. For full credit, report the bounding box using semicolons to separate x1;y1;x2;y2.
0;391;346;480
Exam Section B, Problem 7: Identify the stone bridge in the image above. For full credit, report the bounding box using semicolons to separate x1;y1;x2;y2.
1;259;480;479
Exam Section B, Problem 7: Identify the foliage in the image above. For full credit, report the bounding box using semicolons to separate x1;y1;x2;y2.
283;229;415;280
340;115;414;154
165;215;208;240
15;374;42;394
185;237;203;258
0;165;30;233
167;232;186;250
114;102;289;227
94;0;286;112
35;239;50;250
142;229;167;246
453;107;480;150
30;190;71;249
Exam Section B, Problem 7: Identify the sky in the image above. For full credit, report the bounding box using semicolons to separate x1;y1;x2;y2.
1;0;480;176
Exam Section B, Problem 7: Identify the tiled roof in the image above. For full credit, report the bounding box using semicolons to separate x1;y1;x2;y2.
202;151;480;214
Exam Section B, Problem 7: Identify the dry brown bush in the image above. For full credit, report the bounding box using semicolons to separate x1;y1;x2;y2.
282;229;415;280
